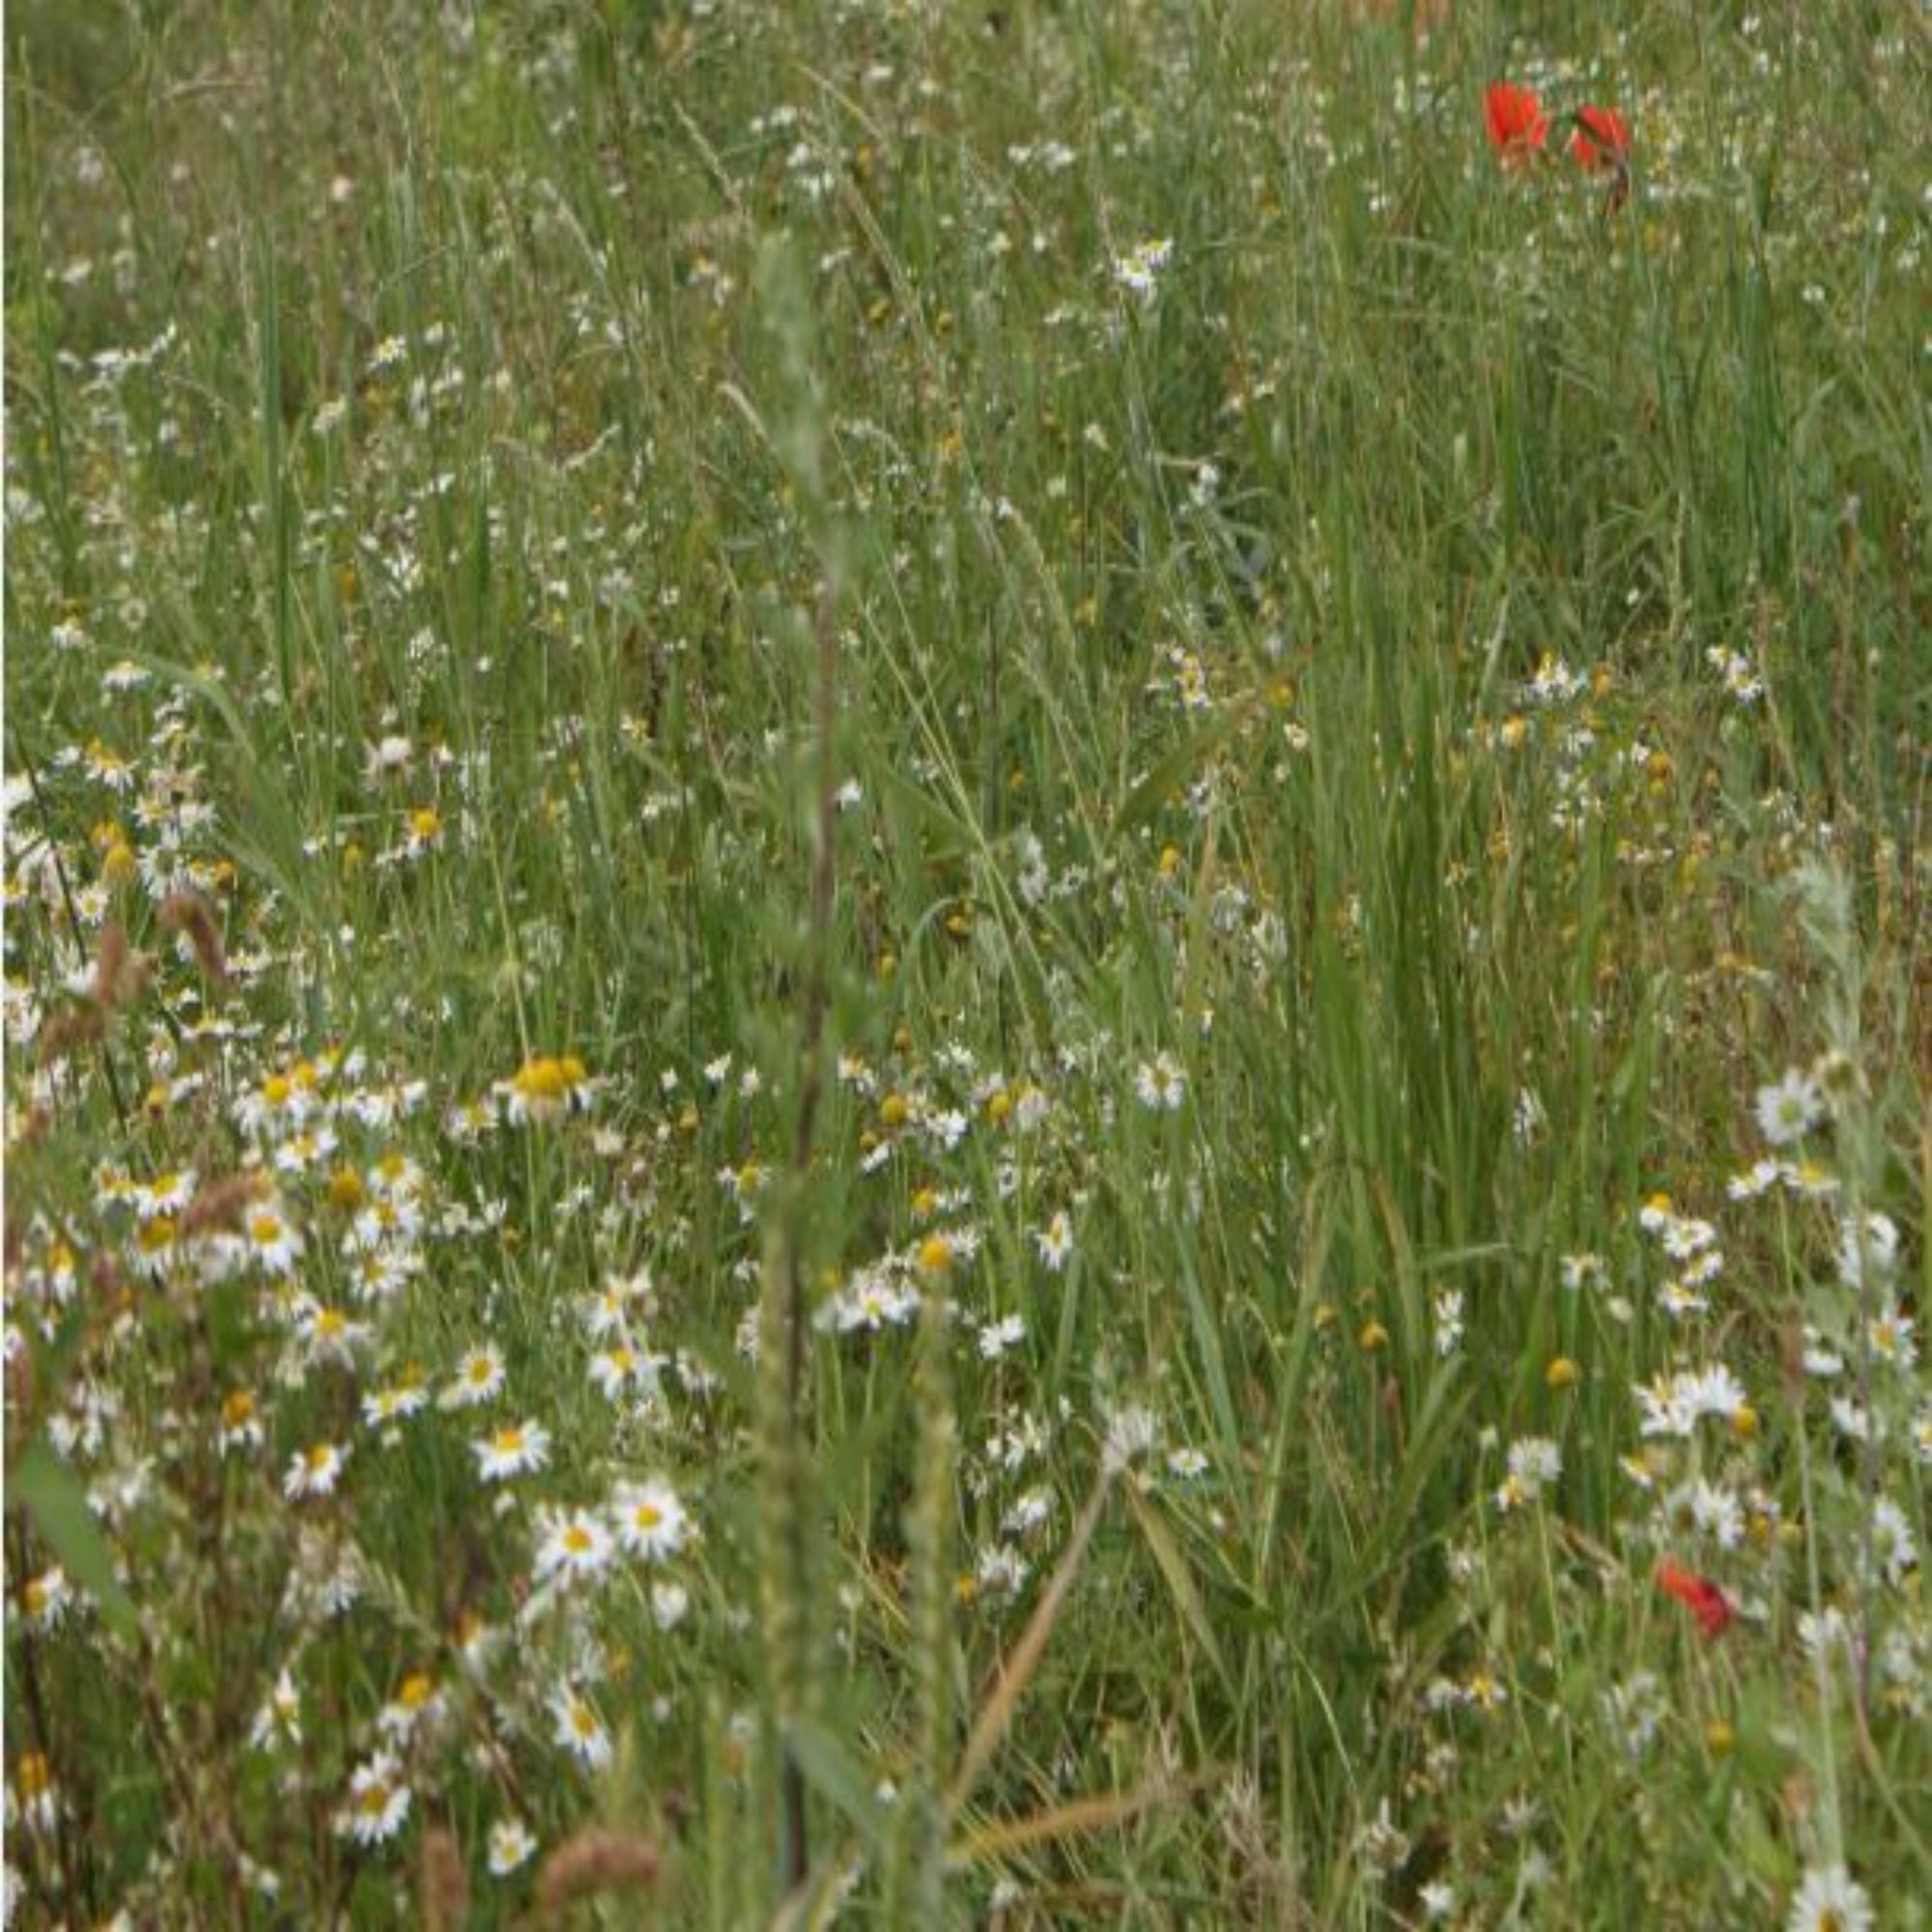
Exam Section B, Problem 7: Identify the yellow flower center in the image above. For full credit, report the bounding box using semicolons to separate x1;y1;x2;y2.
513;1057;569;1101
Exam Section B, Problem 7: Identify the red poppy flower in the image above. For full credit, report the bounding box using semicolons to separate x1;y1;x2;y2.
1484;82;1548;164
1569;104;1631;173
1656;1558;1733;1638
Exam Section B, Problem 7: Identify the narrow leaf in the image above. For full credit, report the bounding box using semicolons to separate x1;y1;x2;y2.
948;1472;1110;1815
1122;1483;1233;1694
12;1442;136;1633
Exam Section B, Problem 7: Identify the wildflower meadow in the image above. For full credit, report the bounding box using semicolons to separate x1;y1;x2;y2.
4;1;1927;1925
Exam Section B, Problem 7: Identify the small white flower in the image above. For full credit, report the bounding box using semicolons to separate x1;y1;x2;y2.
535;1507;616;1585
1496;1436;1561;1510
284;1441;348;1501
611;1477;689;1561
472;1421;552;1483
440;1345;506;1410
1559;1252;1605;1293
1755;1068;1823;1147
248;1667;302;1752
488;1817;537;1877
1112;236;1173;300
552;1687;612;1769
21;1568;71;1633
337;1752;411;1845
242;1202;304;1277
1869;1497;1918;1588
1786;1863;1873;1932
1836;1211;1899;1290
1133;1053;1186;1113
978;1315;1026;1360
1034;1210;1074;1272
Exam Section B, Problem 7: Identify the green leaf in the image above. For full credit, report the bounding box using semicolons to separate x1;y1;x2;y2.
12;1441;137;1634
786;1717;887;1852
1123;1484;1233;1696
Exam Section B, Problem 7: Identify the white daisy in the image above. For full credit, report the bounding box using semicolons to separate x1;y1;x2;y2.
284;1441;349;1500
1786;1863;1873;1932
1755;1068;1823;1147
440;1346;506;1410
535;1507;616;1585
487;1817;537;1877
551;1687;612;1769
611;1477;689;1561
473;1421;551;1483
337;1751;411;1845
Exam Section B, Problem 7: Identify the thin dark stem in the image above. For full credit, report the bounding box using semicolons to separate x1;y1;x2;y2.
7;1517;91;1919
776;582;839;1892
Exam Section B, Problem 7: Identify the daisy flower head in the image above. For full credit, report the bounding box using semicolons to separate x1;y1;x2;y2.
588;1339;655;1402
337;1751;411;1846
536;1506;616;1584
240;1196;304;1277
377;1671;442;1741
488;1817;537;1877
1112;236;1173;302
1495;1436;1561;1511
236;1066;319;1141
611;1476;689;1561
248;1666;302;1752
440;1345;506;1409
1786;1863;1873;1932
474;1420;551;1484
1034;1210;1074;1272
284;1440;349;1501
551;1685;612;1769
498;1053;592;1125
1133;1051;1186;1113
361;1374;429;1432
21;1568;72;1633
1755;1067;1823;1147
216;1387;264;1456
297;1299;369;1369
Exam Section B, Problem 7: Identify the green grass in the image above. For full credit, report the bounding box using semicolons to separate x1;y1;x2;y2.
4;1;1927;1925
